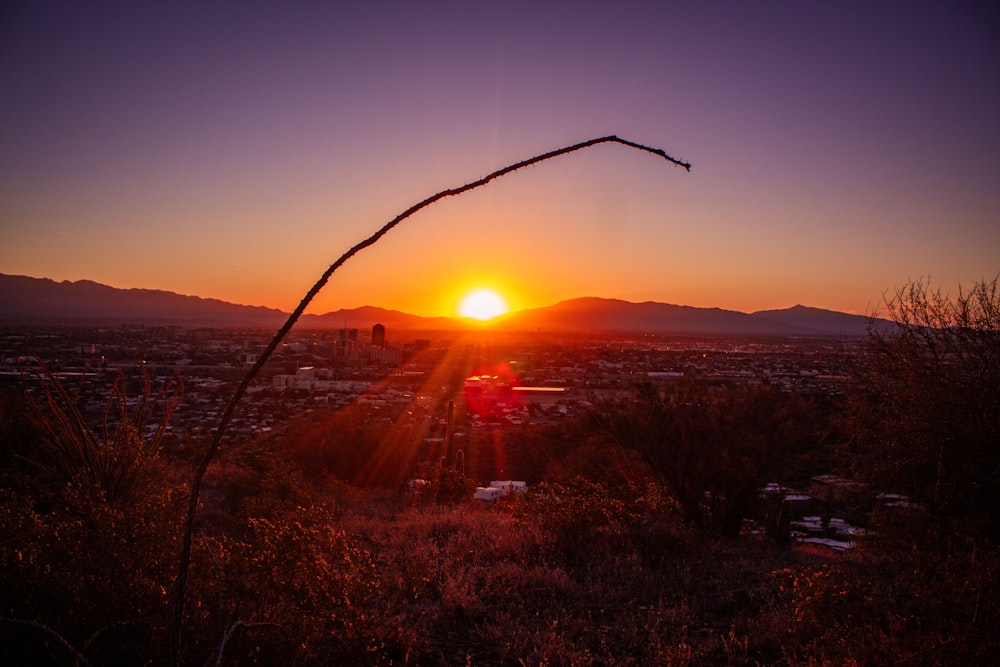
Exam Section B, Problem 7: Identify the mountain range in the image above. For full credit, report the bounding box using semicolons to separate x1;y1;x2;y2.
0;274;878;336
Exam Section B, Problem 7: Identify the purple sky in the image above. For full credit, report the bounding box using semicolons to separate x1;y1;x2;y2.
2;1;997;317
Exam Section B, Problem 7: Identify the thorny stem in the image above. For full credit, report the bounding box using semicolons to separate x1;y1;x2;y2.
170;135;689;664
1;617;90;667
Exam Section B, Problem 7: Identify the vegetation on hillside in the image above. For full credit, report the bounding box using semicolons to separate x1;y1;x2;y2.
1;277;997;665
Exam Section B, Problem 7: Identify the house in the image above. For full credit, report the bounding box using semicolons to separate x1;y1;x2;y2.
474;487;502;502
490;480;527;495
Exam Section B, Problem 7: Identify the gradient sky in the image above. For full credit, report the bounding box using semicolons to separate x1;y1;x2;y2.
2;1;997;318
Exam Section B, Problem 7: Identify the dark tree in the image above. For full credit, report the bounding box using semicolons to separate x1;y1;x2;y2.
586;380;822;537
846;276;1000;534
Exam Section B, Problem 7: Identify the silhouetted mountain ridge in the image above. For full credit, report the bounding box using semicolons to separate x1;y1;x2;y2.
751;304;874;336
0;274;288;326
0;274;875;335
496;297;872;336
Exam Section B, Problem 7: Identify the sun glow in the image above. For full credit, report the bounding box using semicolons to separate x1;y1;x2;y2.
458;288;508;321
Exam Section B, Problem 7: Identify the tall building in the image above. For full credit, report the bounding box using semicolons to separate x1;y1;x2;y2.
372;323;386;348
334;327;359;359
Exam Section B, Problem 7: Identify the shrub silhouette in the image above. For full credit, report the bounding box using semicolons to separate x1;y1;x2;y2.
846;275;1000;533
1;368;184;664
582;380;821;536
18;360;181;508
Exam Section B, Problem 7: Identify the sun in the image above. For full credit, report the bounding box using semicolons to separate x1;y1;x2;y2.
458;288;508;321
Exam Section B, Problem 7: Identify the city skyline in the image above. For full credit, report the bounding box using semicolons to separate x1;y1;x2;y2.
2;2;997;318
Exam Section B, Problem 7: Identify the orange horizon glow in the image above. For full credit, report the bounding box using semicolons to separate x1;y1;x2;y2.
2;6;995;323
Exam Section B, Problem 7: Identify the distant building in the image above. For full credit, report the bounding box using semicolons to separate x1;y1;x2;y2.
273;374;296;390
474;487;502;502
334;328;359;358
367;347;402;365
490;480;527;494
372;323;386;347
474;481;527;503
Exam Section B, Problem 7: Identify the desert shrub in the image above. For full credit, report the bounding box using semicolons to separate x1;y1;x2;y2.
431;463;478;505
0;476;184;664
0;368;183;664
761;522;1000;666
582;381;826;537
808;276;1000;664
199;436;321;534
17;362;181;508
511;479;685;566
337;498;705;666
185;503;380;666
846;276;1000;533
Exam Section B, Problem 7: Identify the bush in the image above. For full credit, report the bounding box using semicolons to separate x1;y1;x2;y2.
846;276;1000;533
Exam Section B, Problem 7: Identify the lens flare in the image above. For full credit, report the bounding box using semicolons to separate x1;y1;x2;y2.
464;363;522;422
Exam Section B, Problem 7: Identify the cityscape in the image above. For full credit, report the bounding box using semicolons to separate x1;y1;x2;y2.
1;2;996;664
1;322;854;448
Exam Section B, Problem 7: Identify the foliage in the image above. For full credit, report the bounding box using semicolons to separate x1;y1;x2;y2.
583;381;826;536
846;276;1000;534
512;478;685;564
0;482;184;664
185;504;381;665
338;491;751;666
17;360;182;508
0;368;184;664
6;272;1000;665
762;518;1000;665
283;401;395;485
431;463;478;505
811;275;1000;664
4;371;998;666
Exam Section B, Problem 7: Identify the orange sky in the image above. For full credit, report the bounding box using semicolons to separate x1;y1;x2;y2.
2;3;997;318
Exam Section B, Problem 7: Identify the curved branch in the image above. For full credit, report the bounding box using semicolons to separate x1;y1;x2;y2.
0;616;90;667
170;134;689;663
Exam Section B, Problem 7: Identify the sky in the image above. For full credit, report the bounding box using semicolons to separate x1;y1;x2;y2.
2;1;998;318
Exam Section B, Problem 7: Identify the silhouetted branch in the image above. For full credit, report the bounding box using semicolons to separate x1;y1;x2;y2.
215;621;280;667
170;135;689;664
1;616;90;667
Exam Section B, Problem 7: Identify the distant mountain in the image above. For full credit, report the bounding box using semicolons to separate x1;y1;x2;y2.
0;274;878;336
496;297;826;336
0;274;289;327
750;305;874;337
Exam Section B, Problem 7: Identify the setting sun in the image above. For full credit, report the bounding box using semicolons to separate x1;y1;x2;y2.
458;288;508;321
